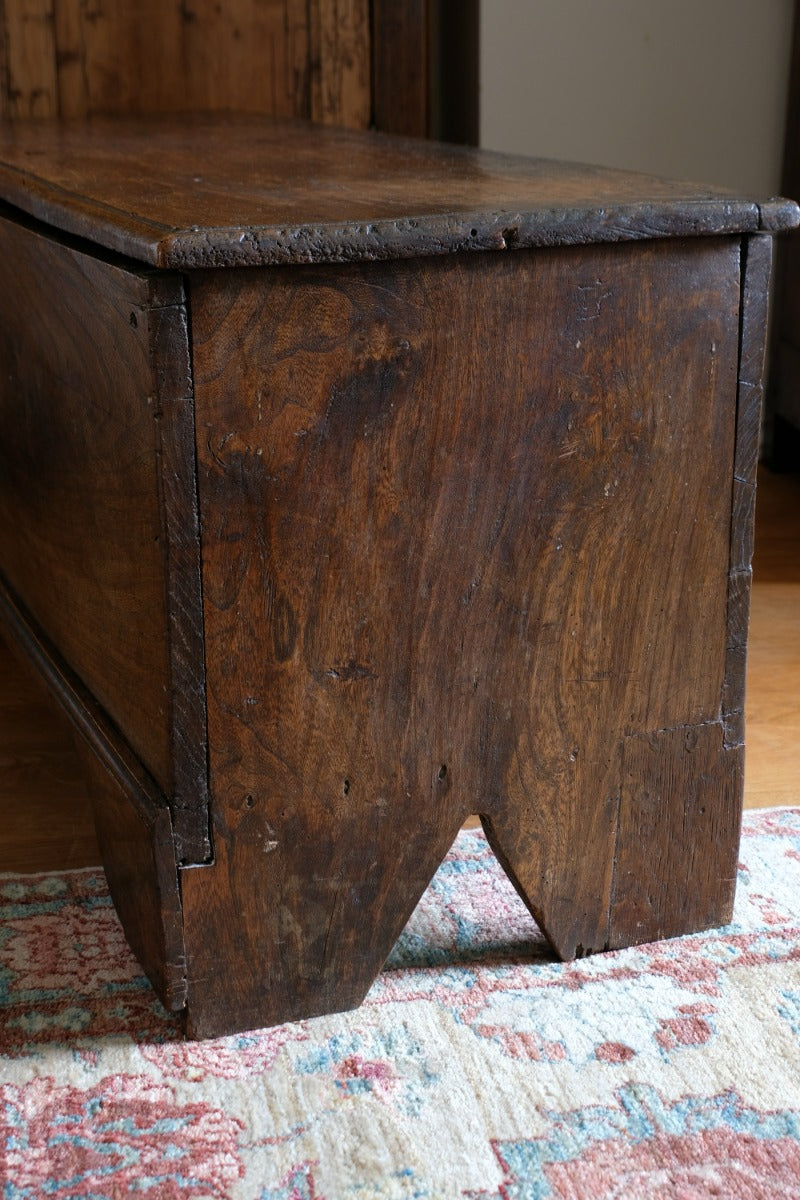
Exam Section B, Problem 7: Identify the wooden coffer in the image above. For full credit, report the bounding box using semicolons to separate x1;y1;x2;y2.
0;116;796;1037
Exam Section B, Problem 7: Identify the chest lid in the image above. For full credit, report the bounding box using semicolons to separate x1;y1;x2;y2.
0;114;796;269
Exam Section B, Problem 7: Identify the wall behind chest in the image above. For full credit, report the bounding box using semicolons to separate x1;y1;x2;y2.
480;0;794;196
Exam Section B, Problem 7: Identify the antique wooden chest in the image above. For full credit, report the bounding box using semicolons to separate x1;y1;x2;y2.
0;116;795;1037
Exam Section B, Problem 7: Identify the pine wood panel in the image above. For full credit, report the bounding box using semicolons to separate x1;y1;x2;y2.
0;0;370;127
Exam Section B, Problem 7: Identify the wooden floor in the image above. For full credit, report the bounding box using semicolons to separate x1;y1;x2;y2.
1;466;798;873
745;465;800;808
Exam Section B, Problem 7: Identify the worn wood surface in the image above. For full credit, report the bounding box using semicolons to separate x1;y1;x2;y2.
147;299;211;865
2;465;795;884
724;235;773;751
0;112;783;1034
0;578;186;1009
0;0;370;128
0;210;210;861
0;213;172;788
0;115;795;271
609;725;743;945
79;747;187;1012
604;239;770;948
178;238;743;1035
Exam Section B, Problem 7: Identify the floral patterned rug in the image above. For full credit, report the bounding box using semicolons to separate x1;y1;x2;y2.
2;807;800;1199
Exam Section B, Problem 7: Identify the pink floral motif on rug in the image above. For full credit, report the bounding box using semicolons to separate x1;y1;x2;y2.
1;807;800;1198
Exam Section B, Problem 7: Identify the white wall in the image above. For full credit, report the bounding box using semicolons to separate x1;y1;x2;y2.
480;0;795;196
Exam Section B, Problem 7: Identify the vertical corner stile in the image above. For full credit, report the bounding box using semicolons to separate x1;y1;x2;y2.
723;235;773;751
148;275;212;866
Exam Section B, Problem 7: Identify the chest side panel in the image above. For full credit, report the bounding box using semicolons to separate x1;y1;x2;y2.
181;239;743;1034
0;214;174;791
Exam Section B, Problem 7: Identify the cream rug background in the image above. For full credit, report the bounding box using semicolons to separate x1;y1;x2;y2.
2;807;799;1198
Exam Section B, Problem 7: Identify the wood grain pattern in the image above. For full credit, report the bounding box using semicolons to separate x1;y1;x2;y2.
724;235;773;751
0;0;58;118
599;237;772;947
609;724;743;945
0;0;371;127
0;578;186;1009
309;0;371;129
0;116;795;271
0;212;172;789
79;745;187;1012
0;210;209;862
1;466;794;883
180;238;742;1035
0;112;782;1034
2;464;794;878
149;300;211;865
